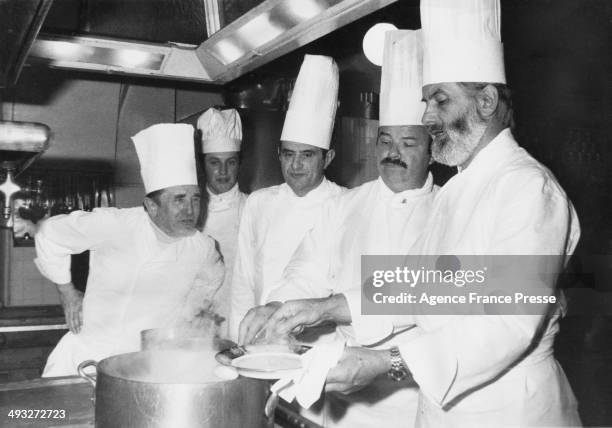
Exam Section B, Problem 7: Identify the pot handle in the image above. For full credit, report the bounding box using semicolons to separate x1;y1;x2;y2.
265;379;293;419
77;360;98;388
264;390;279;419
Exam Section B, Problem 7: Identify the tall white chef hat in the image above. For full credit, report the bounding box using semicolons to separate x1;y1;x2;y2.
421;0;506;85
197;107;242;154
280;54;339;150
380;30;425;126
131;123;198;194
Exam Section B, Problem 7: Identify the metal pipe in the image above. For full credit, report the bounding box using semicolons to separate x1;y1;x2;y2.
0;228;11;307
0;324;68;333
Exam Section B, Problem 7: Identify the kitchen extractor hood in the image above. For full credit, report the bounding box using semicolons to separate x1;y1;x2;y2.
0;0;54;88
29;36;212;82
26;0;398;84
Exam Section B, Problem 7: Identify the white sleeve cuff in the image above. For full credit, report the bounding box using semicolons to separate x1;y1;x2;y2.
398;332;458;407
344;289;394;346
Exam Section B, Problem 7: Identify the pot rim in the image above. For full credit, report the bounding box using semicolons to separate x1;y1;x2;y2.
94;350;243;386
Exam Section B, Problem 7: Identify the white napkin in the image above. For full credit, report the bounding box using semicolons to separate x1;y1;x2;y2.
271;340;346;408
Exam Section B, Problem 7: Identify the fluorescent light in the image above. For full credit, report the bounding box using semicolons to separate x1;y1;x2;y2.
34;40;94;61
285;0;325;21
208;0;332;65
30;38;166;70
47;41;84;57
236;13;286;50
113;49;158;68
211;39;246;64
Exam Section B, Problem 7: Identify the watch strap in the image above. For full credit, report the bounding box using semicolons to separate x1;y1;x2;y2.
388;346;408;381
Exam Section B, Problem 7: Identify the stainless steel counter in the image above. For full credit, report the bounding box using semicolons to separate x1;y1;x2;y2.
0;306;67;382
0;305;66;329
0;376;94;427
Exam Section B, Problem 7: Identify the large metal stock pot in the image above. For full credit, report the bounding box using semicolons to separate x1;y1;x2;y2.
78;349;270;428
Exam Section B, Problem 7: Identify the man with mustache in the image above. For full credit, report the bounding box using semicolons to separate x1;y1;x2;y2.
197;107;247;337
248;1;582;426
35;124;224;376
368;2;581;422
228;55;344;341
239;31;435;428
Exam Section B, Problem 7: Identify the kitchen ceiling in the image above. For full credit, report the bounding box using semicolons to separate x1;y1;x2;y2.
22;0;399;84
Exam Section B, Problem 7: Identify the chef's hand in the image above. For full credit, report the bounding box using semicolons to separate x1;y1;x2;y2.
258;294;352;339
57;282;84;334
238;301;282;345
325;347;389;394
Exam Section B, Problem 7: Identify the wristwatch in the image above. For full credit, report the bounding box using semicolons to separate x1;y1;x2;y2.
387;346;409;381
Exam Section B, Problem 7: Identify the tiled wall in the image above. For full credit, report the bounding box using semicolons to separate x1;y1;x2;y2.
8;246;59;306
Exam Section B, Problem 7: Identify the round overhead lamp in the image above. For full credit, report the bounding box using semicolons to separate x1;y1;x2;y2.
362;23;398;66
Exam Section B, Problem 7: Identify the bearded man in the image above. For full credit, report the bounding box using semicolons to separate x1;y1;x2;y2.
246;1;582;426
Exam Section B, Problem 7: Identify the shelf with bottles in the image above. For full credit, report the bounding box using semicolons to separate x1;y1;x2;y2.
0;160;114;246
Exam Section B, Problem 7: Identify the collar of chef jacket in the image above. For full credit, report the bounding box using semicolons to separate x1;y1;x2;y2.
137;210;190;263
359;173;435;255
457;128;516;175
207;183;241;212
377;172;435;208
435;128;516;198
146;213;182;244
278;177;336;206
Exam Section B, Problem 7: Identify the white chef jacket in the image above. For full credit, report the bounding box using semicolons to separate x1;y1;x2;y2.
35;207;224;377
229;178;344;341
344;129;582;427
204;184;247;337
267;174;437;428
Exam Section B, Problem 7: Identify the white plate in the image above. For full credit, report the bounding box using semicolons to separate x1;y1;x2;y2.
233;366;301;380
231;352;302;380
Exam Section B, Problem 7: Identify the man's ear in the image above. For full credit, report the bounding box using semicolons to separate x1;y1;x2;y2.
323;148;336;169
476;84;499;119
143;197;158;217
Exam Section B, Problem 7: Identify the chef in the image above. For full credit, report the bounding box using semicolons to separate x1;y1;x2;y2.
242;30;435;428
229;54;345;341
35;123;224;377
197;107;247;337
249;1;582;426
